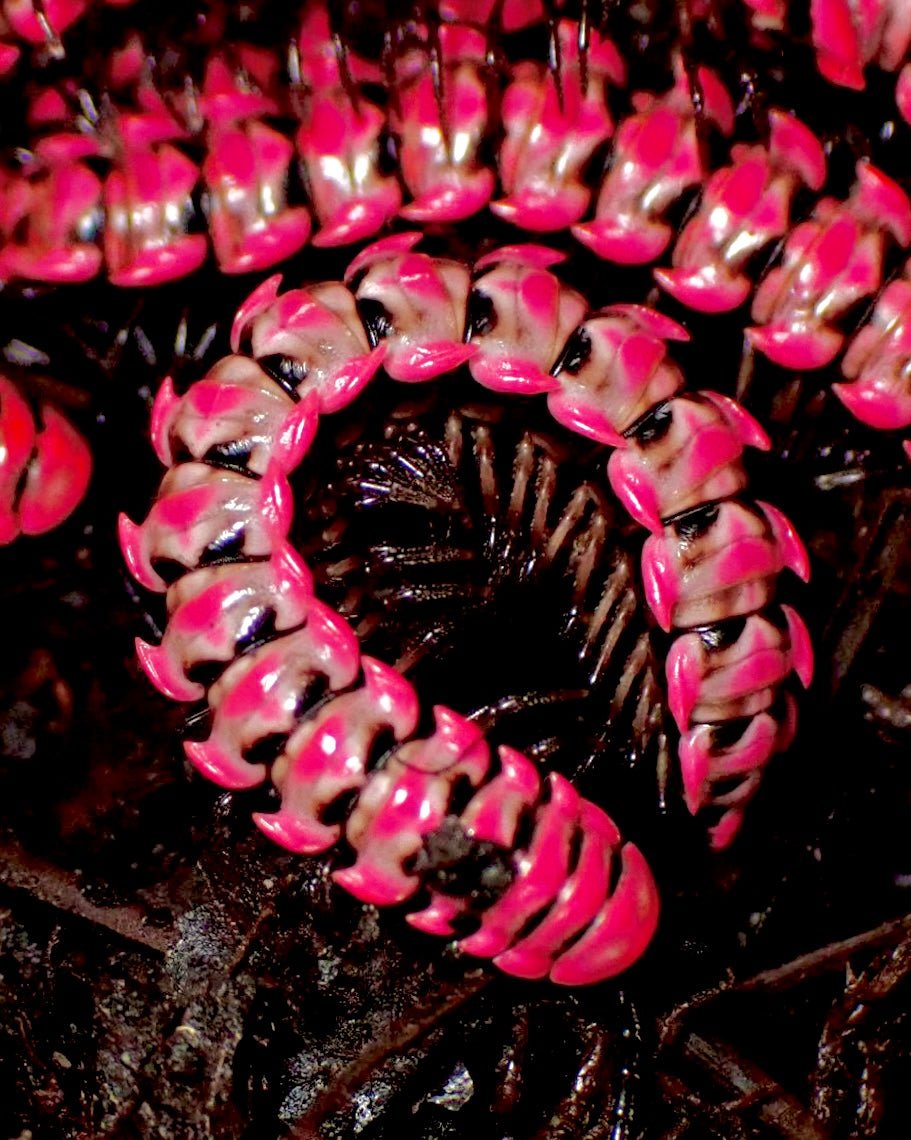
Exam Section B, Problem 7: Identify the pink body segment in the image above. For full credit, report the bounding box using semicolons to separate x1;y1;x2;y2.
295;4;401;248
748;163;911;370
655;110;826;313
136;543;314;703
392;23;495;223
0;375;92;544
573;61;734;264
836;266;911;429
494;20;625;232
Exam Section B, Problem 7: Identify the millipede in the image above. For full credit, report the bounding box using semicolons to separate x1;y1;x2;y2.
2;0;911;1133
113;226;817;979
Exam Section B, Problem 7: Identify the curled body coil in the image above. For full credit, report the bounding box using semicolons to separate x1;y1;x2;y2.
120;233;814;982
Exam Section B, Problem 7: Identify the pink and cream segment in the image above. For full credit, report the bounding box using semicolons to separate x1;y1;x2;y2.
119;234;813;983
0;0;137;75
742;0;911;119
0;373;92;543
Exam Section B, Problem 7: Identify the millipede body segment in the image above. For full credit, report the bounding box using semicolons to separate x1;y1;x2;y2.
0;373;91;544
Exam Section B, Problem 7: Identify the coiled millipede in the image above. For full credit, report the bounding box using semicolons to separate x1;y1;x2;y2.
5;4;911;1138
11;0;911;983
117;230;814;983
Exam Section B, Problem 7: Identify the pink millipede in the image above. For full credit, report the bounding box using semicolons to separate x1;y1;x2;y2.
4;5;911;1138
118;230;813;982
12;0;911;988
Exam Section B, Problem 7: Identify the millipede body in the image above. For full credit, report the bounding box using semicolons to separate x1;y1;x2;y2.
5;3;911;1137
20;0;911;989
119;227;814;982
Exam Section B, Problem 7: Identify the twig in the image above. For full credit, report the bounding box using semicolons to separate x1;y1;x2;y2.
289;968;491;1138
812;932;911;1124
659;1071;749;1140
662;913;911;1047
679;1033;826;1140
736;913;911;996
0;837;174;953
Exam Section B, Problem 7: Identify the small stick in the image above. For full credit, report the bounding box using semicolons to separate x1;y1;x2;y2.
680;1032;826;1139
661;912;911;1046
290;969;491;1137
0;838;175;953
737;913;911;996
